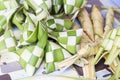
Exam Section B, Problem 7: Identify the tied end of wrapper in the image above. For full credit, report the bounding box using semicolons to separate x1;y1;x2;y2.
54;42;99;72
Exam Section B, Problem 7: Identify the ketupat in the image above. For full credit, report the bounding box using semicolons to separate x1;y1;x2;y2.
52;0;63;13
0;30;17;52
0;0;87;77
63;0;84;14
1;0;119;79
18;16;38;46
12;7;24;31
16;21;48;76
45;41;71;73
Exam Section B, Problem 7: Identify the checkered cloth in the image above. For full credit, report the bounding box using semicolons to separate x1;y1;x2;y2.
63;0;83;14
51;29;83;54
46;16;73;32
45;41;71;73
52;0;63;13
18;21;38;46
16;45;44;76
0;30;17;52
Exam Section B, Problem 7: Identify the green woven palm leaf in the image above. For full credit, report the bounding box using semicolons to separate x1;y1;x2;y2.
50;29;83;54
16;44;44;76
0;30;17;52
0;8;17;35
45;41;71;73
63;0;83;14
26;0;52;10
38;0;52;10
25;0;49;21
0;0;88;77
0;1;7;10
46;16;73;32
37;21;48;48
16;21;48;76
12;7;25;31
52;0;63;13
36;8;49;21
18;20;38;46
0;0;18;10
0;15;7;35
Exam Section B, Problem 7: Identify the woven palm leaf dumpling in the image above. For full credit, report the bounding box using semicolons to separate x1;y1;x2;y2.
55;4;120;80
0;0;86;77
0;0;120;80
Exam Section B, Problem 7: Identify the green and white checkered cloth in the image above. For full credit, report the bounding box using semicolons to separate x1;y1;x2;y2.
45;41;71;73
64;0;83;14
51;29;83;54
16;44;44;76
0;30;17;52
46;16;73;32
52;0;63;13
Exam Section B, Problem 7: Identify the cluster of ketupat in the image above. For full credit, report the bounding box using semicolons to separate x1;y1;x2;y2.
0;0;120;80
58;5;120;80
0;0;88;77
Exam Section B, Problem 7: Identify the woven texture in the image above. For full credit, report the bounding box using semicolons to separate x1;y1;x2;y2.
16;45;44;76
0;30;17;52
0;15;6;34
50;29;83;54
19;21;38;46
45;41;71;73
52;0;63;13
46;16;72;32
64;0;83;14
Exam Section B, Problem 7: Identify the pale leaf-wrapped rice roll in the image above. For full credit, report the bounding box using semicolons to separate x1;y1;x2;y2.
91;5;104;41
104;8;114;37
78;8;94;41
